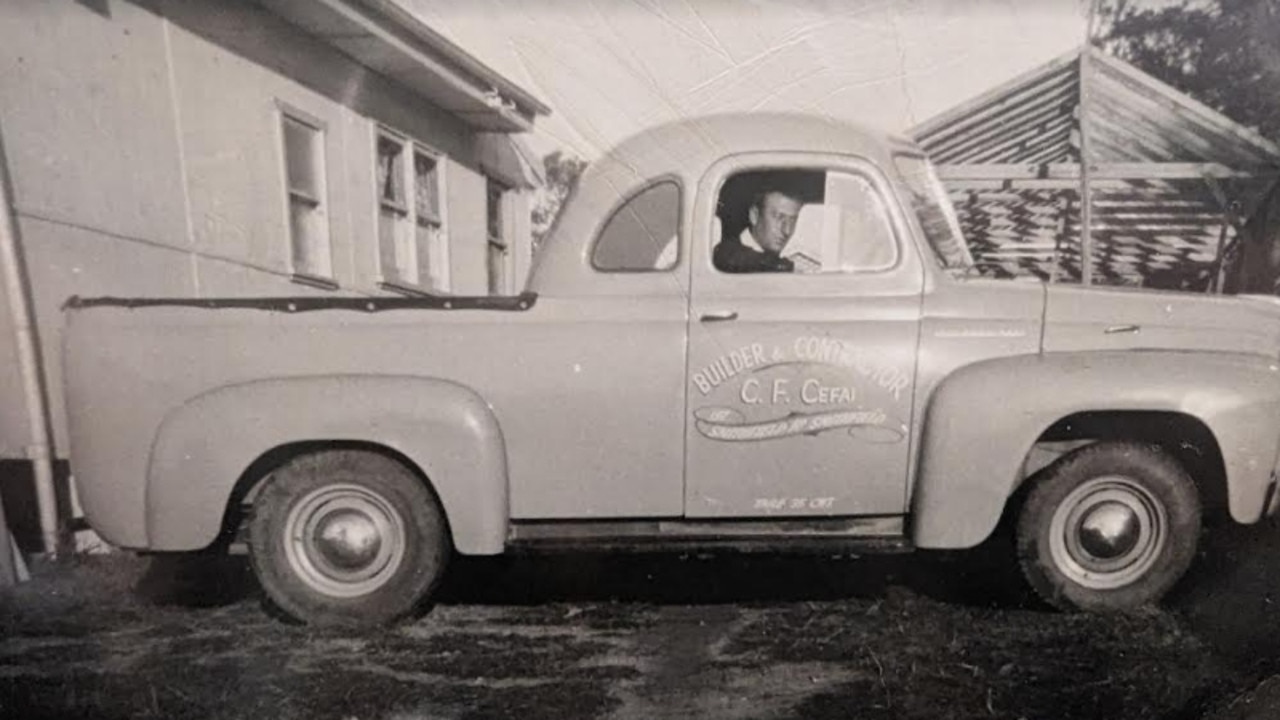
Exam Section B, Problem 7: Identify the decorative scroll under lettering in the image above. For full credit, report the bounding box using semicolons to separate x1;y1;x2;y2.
693;406;903;443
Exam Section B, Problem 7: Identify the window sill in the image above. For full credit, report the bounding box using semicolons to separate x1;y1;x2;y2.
291;272;339;291
378;279;438;298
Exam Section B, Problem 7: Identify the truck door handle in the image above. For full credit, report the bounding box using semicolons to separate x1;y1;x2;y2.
1104;324;1140;334
700;310;738;323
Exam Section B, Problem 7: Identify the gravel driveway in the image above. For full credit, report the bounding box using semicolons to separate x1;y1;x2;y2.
2;519;1279;720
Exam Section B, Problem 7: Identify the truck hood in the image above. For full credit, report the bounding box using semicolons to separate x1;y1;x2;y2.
1042;284;1280;357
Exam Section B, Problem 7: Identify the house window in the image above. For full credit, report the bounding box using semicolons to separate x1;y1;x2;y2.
281;112;332;281
377;130;448;293
486;178;510;294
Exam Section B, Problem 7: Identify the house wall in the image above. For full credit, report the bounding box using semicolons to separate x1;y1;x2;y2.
0;0;535;460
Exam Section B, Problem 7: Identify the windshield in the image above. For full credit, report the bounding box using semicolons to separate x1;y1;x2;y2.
892;153;973;271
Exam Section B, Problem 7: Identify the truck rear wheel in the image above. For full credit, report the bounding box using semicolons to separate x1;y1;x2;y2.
248;450;450;627
1016;441;1200;612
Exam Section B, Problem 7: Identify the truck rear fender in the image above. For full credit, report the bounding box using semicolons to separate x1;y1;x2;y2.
912;352;1280;549
146;375;508;553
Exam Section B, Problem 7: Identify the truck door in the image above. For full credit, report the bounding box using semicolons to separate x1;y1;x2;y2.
683;154;925;518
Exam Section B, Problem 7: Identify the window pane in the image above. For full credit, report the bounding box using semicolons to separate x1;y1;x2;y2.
487;179;505;242
396;217;417;285
290;199;331;277
415;152;440;224
418;223;448;292
488;242;507;294
821;172;896;272
592;180;680;272
379;207;416;284
283;116;320;198
377;136;404;207
289;202;312;271
415;223;433;290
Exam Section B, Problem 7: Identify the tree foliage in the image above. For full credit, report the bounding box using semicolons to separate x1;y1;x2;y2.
1097;0;1280;143
532;150;587;249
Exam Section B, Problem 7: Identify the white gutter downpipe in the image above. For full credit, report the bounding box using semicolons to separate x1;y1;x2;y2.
0;127;60;555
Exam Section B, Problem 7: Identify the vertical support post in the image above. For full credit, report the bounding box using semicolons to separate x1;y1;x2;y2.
0;122;60;555
1051;191;1073;284
1079;38;1096;286
1210;217;1232;294
1203;176;1248;295
0;490;16;586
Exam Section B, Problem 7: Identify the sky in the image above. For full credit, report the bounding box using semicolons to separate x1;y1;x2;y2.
402;0;1094;160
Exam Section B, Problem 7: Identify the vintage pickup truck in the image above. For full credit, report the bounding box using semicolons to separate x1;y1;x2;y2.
64;113;1280;626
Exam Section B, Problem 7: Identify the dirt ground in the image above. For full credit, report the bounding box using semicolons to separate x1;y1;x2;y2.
3;518;1280;720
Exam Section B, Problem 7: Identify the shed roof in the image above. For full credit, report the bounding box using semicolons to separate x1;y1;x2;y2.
912;46;1280;171
909;46;1280;290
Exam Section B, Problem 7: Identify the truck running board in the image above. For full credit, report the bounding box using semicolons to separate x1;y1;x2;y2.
507;516;912;554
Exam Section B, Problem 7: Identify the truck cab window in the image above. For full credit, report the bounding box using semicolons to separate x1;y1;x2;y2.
591;180;681;272
714;168;896;274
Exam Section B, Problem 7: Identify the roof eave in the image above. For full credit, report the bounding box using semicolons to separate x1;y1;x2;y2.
356;0;551;116
255;0;548;133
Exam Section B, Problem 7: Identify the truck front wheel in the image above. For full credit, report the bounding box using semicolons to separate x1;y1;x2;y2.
1016;441;1200;611
248;450;450;627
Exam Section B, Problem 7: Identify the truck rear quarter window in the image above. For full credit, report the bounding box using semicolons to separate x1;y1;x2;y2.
591;179;681;272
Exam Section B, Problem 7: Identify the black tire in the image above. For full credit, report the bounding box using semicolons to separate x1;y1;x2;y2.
1016;441;1200;612
248;450;450;627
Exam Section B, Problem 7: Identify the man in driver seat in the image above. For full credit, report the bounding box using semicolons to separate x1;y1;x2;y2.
714;185;810;273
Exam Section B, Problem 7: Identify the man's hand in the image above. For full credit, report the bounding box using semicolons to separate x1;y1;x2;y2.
788;251;821;274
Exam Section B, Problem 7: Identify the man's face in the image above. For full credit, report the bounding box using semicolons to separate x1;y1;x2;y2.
749;192;801;254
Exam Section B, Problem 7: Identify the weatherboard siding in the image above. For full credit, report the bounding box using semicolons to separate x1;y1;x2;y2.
0;0;516;458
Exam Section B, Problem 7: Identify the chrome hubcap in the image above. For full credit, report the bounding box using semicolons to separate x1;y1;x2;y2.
314;509;383;570
1078;501;1140;559
283;484;406;598
1048;476;1166;590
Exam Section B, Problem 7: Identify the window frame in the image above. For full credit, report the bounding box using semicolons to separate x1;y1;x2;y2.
589;175;684;274
890;151;975;272
374;126;450;295
276;102;335;288
486;177;512;294
710;165;902;277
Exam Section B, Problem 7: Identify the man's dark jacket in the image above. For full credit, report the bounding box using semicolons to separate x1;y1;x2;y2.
713;237;794;273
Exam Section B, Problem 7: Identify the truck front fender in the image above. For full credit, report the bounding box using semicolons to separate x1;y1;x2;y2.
912;351;1280;549
146;375;508;554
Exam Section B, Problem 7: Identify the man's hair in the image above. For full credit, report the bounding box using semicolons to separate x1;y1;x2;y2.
750;184;803;213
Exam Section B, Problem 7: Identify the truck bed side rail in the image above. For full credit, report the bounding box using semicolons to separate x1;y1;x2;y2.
64;292;539;313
